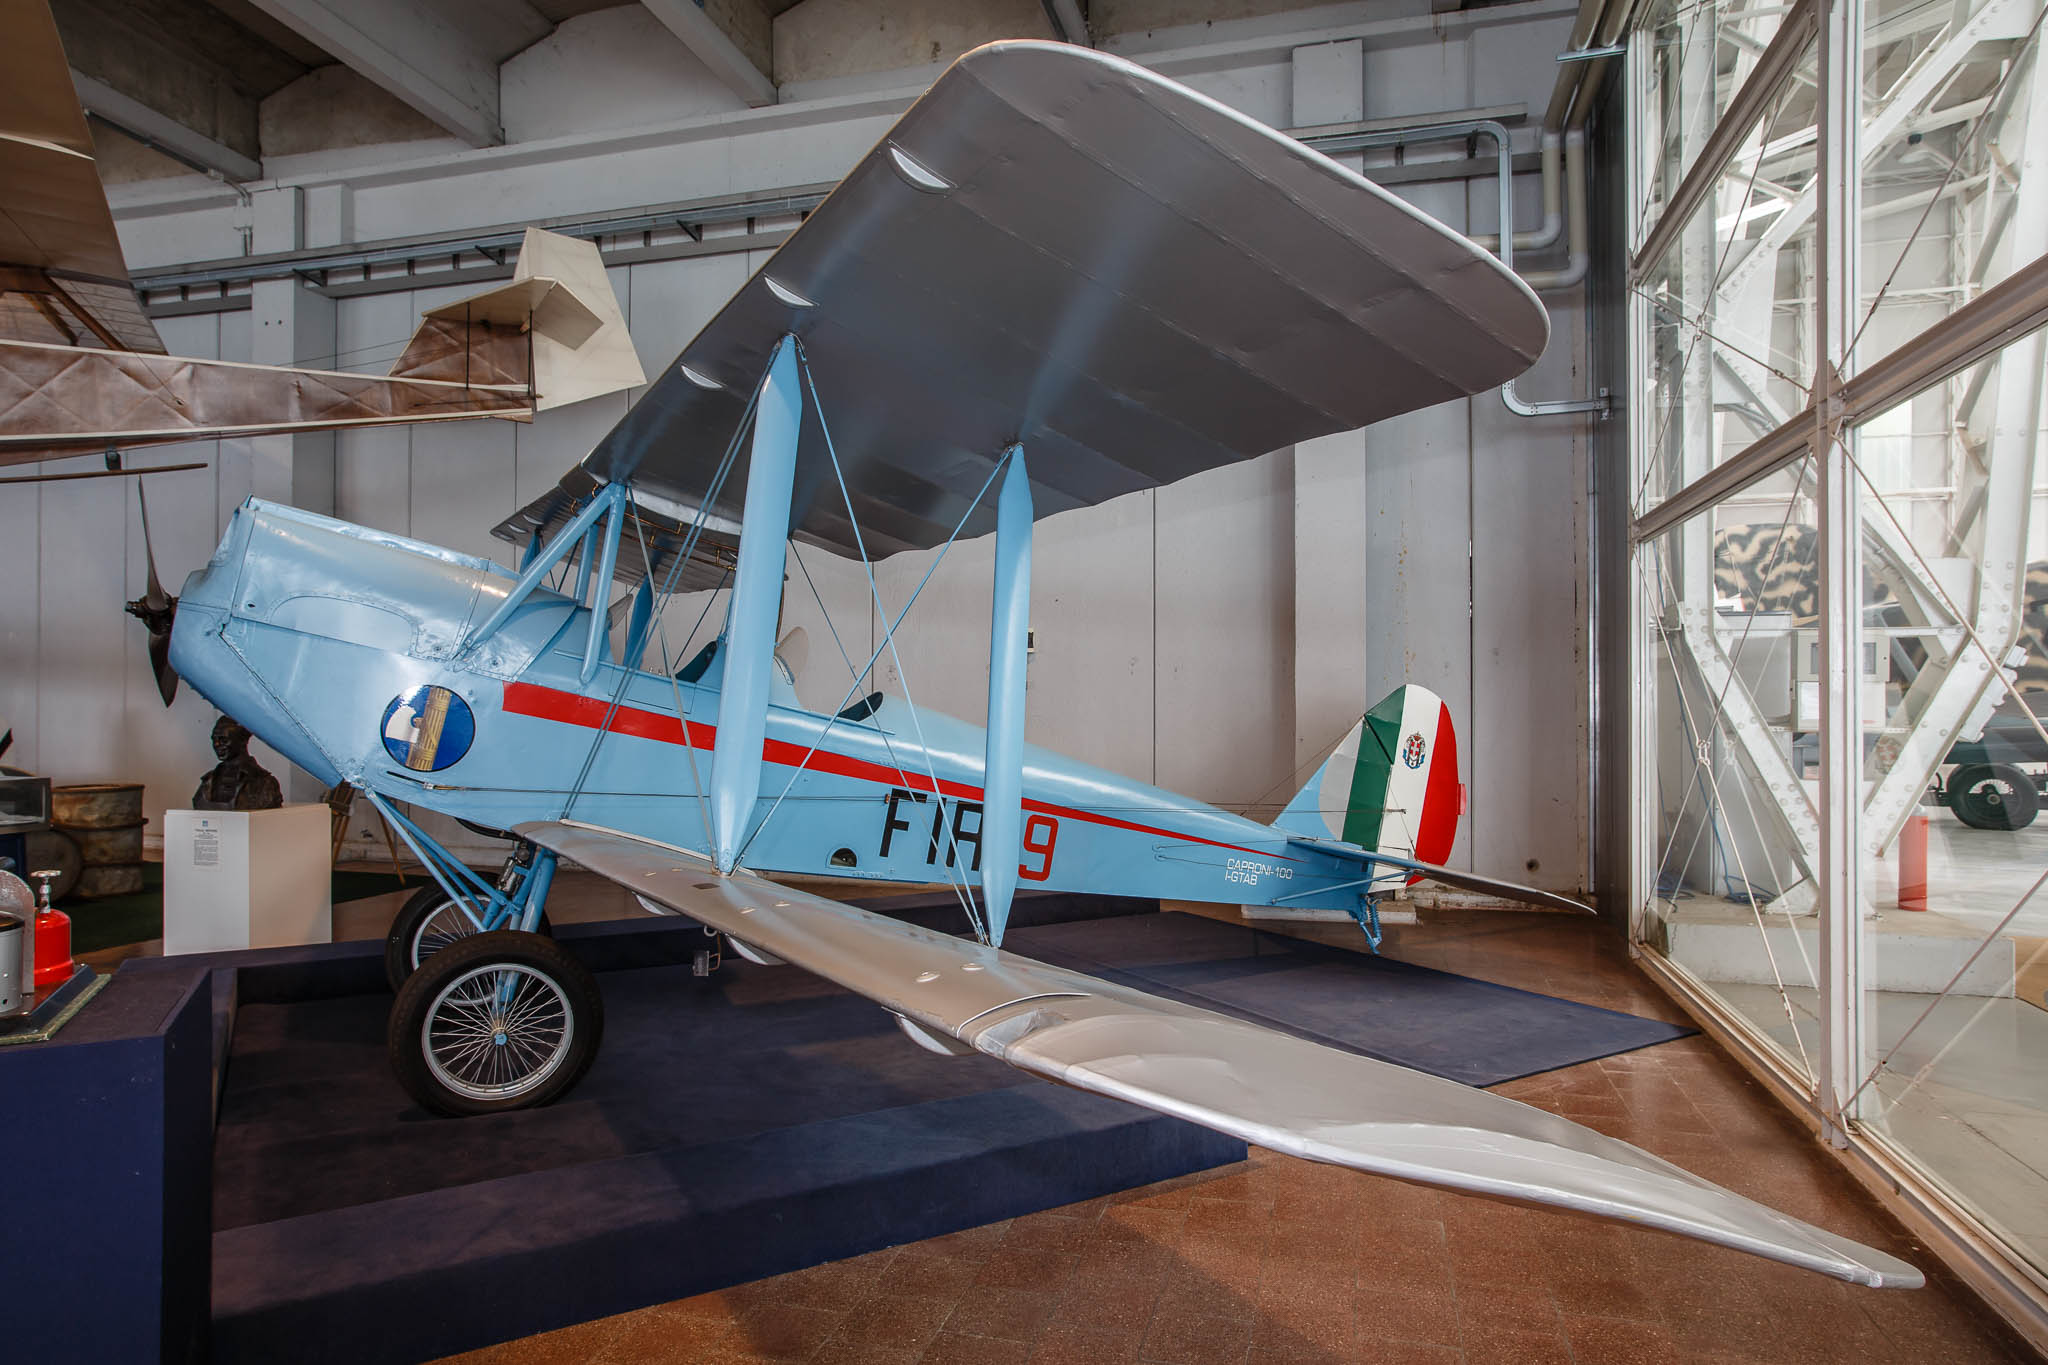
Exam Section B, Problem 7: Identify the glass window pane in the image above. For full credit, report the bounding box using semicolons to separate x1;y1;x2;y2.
1851;329;2048;1278
1635;41;1820;516
1636;466;1826;1089
1639;0;1803;237
1855;0;2047;357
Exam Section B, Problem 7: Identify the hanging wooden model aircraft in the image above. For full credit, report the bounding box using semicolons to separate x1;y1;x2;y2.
0;0;644;471
129;41;1921;1289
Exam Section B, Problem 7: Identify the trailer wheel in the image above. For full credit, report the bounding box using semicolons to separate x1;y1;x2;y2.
384;884;552;991
388;931;602;1116
1950;764;2039;831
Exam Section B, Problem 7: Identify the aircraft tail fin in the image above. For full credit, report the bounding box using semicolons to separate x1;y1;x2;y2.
387;228;644;412
1273;684;1464;870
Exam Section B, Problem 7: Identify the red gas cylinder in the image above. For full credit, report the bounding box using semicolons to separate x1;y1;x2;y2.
29;870;74;991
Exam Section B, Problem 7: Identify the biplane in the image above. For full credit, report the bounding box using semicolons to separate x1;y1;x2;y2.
149;41;1921;1289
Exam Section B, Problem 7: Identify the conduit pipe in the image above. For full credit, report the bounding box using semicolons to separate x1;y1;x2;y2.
1519;131;1591;291
1494;0;1637;415
1466;0;1609;255
1470;131;1565;252
1499;129;1607;412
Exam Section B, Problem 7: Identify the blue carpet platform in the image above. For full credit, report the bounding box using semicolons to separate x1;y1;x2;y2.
3;896;1693;1363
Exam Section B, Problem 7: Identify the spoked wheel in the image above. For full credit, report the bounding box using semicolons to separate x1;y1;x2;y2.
388;931;602;1117
384;884;552;992
1949;763;2040;831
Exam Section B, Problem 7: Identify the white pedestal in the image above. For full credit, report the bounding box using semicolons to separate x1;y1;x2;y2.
163;805;333;955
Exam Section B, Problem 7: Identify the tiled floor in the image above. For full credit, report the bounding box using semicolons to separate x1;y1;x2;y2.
423;906;2040;1365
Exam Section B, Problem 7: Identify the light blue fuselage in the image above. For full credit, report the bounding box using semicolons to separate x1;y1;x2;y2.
171;500;1373;915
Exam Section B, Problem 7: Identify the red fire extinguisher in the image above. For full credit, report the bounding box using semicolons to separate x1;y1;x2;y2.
29;869;73;992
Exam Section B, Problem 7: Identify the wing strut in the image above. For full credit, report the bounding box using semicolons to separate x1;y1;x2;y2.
709;335;802;872
982;444;1032;944
464;480;626;651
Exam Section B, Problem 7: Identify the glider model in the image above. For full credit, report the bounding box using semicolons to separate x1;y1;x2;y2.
150;41;1920;1290
0;0;643;472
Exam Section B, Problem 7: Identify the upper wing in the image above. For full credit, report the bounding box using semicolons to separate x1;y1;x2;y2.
538;40;1547;560
521;819;1921;1290
0;0;163;354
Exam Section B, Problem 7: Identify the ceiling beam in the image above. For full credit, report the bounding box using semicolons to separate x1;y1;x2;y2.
245;0;549;147
1042;0;1091;45
641;0;777;107
71;71;263;182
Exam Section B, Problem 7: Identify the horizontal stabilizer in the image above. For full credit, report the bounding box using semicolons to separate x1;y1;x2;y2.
521;819;1918;1290
389;229;643;412
1286;835;1594;915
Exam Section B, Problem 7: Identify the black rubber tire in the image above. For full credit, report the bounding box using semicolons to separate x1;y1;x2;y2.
387;930;602;1117
384;884;551;992
1949;763;2040;831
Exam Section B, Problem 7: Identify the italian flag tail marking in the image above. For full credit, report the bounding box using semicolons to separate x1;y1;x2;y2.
1276;684;1462;871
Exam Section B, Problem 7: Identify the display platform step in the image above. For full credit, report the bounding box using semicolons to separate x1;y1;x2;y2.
200;909;1242;1365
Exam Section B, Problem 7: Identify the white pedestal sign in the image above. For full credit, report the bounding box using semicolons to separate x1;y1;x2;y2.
163;805;333;955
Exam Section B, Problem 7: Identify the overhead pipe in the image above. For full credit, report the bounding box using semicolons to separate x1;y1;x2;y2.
1494;0;1638;415
1518;130;1590;292
1499;131;1608;416
1475;0;1623;267
1466;0;1608;255
1470;130;1564;253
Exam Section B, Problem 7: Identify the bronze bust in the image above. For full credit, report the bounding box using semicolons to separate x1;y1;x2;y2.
192;717;283;812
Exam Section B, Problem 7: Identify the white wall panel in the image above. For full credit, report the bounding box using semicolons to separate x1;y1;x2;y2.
334;291;418;535
622;255;753;398
0;479;41;773
1292;432;1370;777
1154;452;1295;809
1363;33;1468;118
410;417;522;563
1022;495;1159;787
38;458;132;787
1471;351;1590;894
1363;399;1474;865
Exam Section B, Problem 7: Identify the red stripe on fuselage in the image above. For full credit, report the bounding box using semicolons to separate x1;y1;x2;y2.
499;680;1289;861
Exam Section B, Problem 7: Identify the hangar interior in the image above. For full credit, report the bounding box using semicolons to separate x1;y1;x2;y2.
1;0;2046;1359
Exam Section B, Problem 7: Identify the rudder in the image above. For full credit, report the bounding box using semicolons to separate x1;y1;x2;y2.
1274;685;1464;867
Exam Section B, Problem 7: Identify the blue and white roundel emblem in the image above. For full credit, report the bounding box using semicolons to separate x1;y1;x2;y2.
381;685;475;772
1402;732;1427;769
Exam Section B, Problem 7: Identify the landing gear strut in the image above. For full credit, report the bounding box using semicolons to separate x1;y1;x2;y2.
383;840;556;991
363;793;593;1114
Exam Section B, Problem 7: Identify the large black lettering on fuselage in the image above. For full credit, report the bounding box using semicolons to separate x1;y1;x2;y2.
879;787;983;871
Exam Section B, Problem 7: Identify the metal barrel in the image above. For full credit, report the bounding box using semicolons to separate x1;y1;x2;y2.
50;783;144;829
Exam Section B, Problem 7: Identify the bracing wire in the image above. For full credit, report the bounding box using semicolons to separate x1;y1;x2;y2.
549;354;763;842
792;338;991;943
1642;547;1822;1077
735;447;1017;867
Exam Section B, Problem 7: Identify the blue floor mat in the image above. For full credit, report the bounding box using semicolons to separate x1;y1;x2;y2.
1003;913;1694;1087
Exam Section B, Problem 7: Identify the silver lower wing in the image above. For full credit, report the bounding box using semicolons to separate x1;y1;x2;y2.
520;820;1920;1290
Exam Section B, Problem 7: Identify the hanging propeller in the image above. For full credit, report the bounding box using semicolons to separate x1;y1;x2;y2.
123;483;180;706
